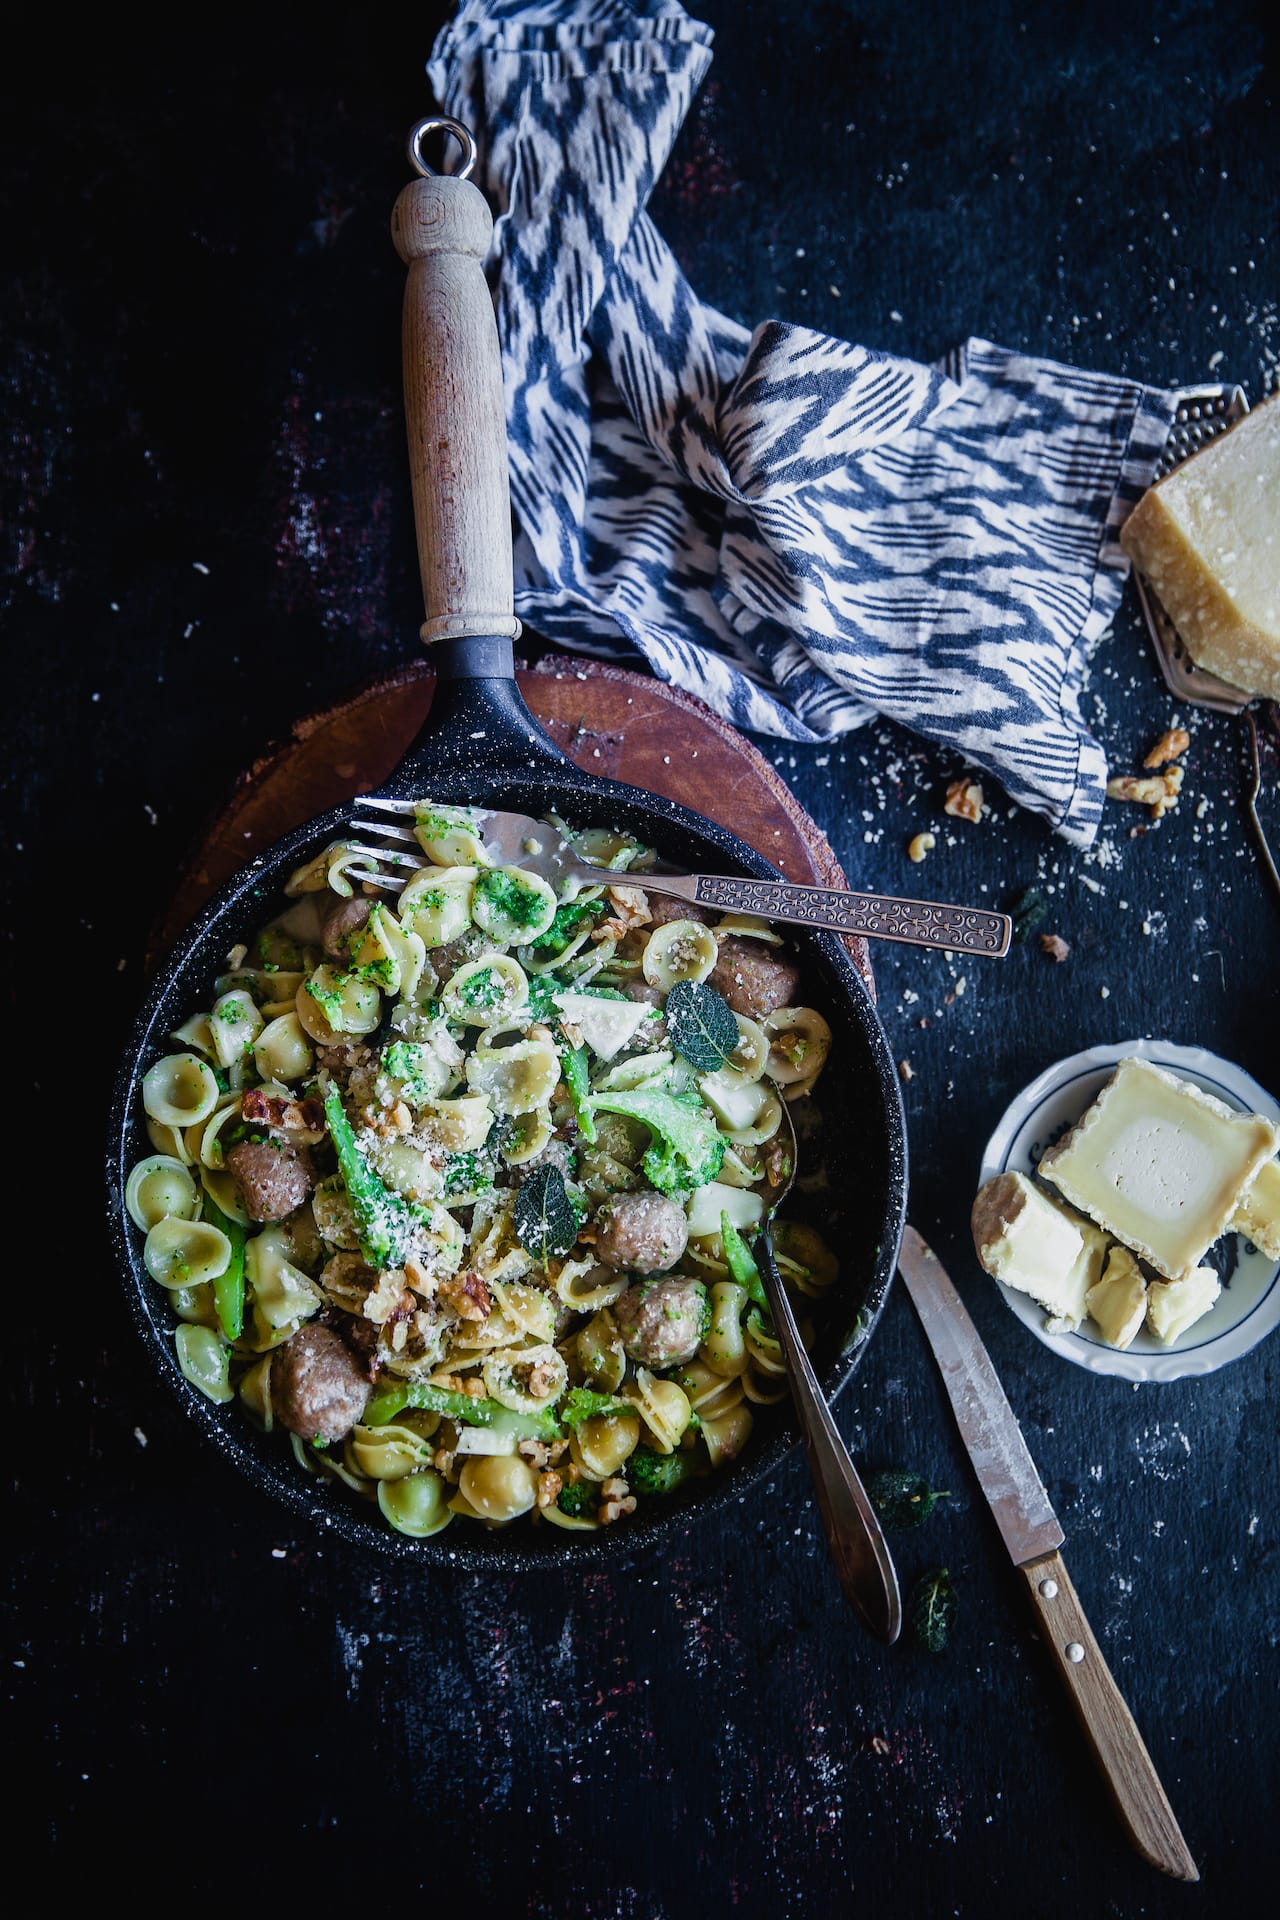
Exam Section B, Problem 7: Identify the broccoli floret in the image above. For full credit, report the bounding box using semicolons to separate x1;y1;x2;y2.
556;1480;598;1519
475;868;549;930
529;895;606;954
443;1151;493;1197
626;1448;693;1496
587;1085;725;1195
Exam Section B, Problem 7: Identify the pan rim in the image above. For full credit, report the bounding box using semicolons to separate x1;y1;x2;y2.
106;772;907;1569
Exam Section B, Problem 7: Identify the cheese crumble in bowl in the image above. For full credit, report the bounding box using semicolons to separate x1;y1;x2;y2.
116;805;900;1553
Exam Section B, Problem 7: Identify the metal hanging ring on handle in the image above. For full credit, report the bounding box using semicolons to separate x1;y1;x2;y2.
408;116;477;181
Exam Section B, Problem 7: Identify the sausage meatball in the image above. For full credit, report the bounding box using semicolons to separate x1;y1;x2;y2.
272;1323;371;1443
709;937;800;1019
595;1191;689;1273
321;895;373;959
225;1139;314;1223
613;1276;708;1367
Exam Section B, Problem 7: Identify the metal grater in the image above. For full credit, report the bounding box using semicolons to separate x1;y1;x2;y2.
1132;384;1251;714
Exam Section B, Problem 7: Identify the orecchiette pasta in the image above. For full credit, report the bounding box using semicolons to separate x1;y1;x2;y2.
125;803;839;1536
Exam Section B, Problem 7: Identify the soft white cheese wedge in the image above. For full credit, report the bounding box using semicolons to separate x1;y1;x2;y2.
1085;1246;1148;1349
1228;1157;1280;1260
1145;1266;1221;1345
1038;1058;1280;1280
552;990;659;1062
971;1172;1089;1324
1042;1197;1112;1334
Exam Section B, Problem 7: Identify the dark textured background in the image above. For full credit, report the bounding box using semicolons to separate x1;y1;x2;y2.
7;2;1278;1910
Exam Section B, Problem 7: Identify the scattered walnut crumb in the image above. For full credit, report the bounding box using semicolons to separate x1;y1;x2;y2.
1143;726;1191;769
1039;933;1071;961
907;831;936;863
898;1059;915;1082
462;1376;486;1398
598;1476;636;1525
944;778;984;822
518;1438;550;1469
534;1470;563;1510
870;1735;891;1757
403;1254;438;1297
1106;766;1183;820
433;1447;456;1478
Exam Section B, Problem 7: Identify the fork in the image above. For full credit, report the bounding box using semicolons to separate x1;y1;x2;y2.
344;796;1013;956
754;1099;902;1641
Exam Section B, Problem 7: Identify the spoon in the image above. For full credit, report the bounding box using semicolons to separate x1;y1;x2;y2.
756;1100;903;1642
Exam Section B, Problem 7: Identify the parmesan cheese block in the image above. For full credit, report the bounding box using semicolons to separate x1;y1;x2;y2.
1120;393;1280;700
1228;1156;1280;1260
1085;1246;1148;1350
1145;1266;1221;1345
971;1171;1089;1325
1038;1057;1280;1280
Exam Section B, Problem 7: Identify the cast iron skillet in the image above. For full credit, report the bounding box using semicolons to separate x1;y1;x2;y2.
105;126;907;1568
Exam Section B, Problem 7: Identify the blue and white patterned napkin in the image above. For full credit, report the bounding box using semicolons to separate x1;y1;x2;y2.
428;0;1180;846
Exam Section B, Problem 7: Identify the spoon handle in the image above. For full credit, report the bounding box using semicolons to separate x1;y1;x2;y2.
671;874;1012;956
758;1233;903;1643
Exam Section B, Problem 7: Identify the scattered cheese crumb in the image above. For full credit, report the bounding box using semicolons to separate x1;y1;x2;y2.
907;831;936;863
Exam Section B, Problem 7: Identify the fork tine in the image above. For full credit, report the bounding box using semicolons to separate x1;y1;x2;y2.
343;843;425;877
352;795;419;814
344;820;420;846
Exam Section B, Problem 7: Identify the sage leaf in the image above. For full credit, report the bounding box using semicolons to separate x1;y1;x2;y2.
665;979;738;1073
513;1164;582;1262
908;1567;956;1653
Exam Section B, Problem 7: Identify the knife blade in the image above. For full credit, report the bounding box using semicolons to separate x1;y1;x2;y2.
896;1224;1198;1884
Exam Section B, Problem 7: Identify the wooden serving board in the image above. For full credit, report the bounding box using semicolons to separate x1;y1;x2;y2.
158;653;873;990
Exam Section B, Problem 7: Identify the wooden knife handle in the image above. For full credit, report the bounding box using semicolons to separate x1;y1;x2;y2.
391;166;521;648
1020;1549;1198;1882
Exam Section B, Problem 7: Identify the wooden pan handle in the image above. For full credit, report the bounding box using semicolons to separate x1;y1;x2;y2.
391;172;521;647
1020;1550;1198;1881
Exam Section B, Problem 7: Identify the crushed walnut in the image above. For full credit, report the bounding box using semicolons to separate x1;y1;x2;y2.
944;778;984;822
1143;726;1191;769
534;1470;563;1509
1106;766;1183;820
594;885;650;943
439;1269;492;1322
898;1059;915;1082
363;1269;415;1326
598;1476;637;1525
907;831;936;863
1039;933;1071;962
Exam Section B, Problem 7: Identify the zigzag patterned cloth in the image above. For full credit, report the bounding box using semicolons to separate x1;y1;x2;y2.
428;0;1180;846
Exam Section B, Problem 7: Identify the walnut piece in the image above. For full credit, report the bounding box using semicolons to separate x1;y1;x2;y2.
898;1059;915;1082
1039;933;1071;962
1106;766;1184;820
907;831;936;864
1143;726;1191;769
534;1470;563;1510
439;1270;492;1322
599;1476;637;1525
944;778;984;822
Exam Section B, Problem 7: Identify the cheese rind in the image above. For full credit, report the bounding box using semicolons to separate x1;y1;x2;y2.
1145;1266;1221;1345
1085;1246;1148;1349
971;1171;1088;1324
1038;1058;1280;1280
1120;394;1280;701
1228;1156;1280;1260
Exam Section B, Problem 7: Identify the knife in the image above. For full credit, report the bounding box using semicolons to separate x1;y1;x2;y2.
896;1224;1198;1883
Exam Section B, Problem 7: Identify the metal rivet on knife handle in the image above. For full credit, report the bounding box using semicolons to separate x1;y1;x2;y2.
1039;1577;1059;1598
1066;1642;1086;1664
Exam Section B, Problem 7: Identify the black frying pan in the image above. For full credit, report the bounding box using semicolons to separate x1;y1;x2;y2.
105;125;907;1569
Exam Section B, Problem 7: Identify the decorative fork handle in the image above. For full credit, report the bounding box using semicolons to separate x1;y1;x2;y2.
624;871;1012;957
